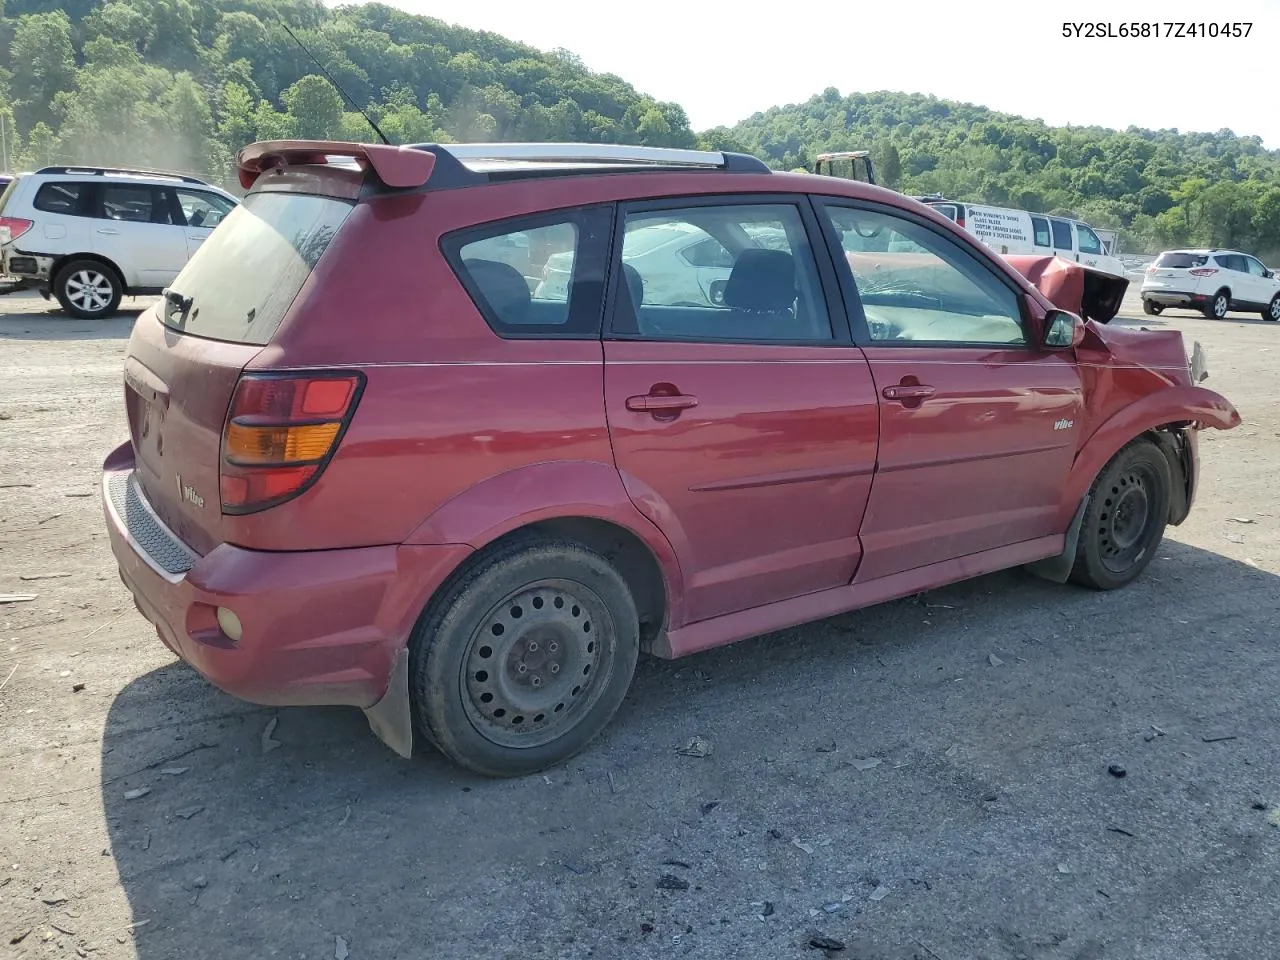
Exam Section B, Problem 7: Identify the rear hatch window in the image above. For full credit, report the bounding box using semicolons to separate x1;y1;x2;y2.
162;191;353;345
1153;252;1207;269
0;176;18;211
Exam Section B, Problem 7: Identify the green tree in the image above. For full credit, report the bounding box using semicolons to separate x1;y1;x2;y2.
8;11;75;131
281;74;343;140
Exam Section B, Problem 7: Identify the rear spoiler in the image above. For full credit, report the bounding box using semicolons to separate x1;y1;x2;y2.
236;140;437;191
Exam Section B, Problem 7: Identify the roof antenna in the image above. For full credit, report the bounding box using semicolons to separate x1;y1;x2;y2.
279;21;392;146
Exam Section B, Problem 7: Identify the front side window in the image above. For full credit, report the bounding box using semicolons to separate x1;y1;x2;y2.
1076;223;1102;255
611;202;831;342
1031;216;1051;248
1245;256;1268;276
823;204;1025;346
176;189;236;229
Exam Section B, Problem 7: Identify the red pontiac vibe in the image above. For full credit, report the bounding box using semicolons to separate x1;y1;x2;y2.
101;140;1240;776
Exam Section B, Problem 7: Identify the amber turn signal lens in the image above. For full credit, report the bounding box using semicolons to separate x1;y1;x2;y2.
224;421;341;465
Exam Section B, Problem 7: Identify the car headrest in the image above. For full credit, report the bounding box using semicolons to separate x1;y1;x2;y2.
621;262;644;306
462;258;530;320
723;249;796;313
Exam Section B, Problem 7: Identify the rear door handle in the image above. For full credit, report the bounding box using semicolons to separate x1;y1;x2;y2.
882;384;935;401
96;228;120;236
626;394;699;412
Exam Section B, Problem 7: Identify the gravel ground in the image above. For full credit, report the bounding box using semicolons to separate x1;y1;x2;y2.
1;288;1278;960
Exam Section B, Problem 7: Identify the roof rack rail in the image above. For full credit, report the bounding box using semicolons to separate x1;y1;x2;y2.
427;142;771;174
34;165;208;185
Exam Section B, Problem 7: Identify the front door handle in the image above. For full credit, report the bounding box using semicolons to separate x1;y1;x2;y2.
626;393;699;412
96;228;120;236
881;384;935;401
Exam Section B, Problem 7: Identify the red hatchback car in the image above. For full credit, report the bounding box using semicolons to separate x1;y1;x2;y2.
102;140;1239;776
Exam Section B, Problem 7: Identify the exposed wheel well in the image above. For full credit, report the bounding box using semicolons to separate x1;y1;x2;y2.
1144;425;1191;525
488;517;668;650
51;254;127;292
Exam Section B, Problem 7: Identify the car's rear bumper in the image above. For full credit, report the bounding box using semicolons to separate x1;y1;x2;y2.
1141;287;1210;308
102;442;472;710
1;245;53;282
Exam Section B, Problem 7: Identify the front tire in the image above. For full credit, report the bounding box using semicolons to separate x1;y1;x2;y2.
53;259;122;319
1142;299;1163;316
1070;439;1171;591
1203;289;1230;320
1264;295;1280;322
408;536;639;777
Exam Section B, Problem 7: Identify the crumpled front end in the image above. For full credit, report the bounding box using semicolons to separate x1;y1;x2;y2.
1004;254;1129;324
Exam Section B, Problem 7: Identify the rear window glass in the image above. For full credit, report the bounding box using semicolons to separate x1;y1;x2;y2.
1154;252;1208;268
34;182;85;215
161;191;353;345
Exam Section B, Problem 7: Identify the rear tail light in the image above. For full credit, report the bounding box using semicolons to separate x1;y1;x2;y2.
219;372;364;514
1189;268;1218;277
0;216;33;243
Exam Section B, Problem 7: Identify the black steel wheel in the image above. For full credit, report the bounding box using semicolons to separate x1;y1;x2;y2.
1070;439;1171;590
409;536;639;777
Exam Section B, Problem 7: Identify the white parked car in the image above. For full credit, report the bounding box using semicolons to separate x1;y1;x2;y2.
0;165;239;318
1141;248;1280;321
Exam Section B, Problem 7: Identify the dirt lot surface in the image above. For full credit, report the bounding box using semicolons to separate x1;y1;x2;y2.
2;287;1278;960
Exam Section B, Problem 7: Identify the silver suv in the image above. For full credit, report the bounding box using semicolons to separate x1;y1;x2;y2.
0;165;238;319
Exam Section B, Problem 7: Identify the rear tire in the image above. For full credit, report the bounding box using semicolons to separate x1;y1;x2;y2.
53;259;122;319
1203;289;1230;320
408;536;639;777
1264;295;1280;322
1142;299;1163;316
1070;439;1171;591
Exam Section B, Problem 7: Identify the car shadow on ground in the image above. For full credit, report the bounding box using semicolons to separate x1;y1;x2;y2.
100;540;1280;959
0;311;140;341
1150;308;1277;327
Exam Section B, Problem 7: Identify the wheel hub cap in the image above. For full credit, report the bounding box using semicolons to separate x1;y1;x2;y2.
66;270;112;312
462;581;611;748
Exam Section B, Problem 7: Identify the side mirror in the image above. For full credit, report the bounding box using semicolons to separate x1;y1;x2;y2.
1043;308;1084;349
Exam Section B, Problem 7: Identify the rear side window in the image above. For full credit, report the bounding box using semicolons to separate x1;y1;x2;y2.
161;191;353;345
101;184;175;224
176;188;236;229
1214;254;1246;272
1154;252;1208;268
1031;217;1050;247
33;182;86;215
444;206;612;339
1050;219;1072;249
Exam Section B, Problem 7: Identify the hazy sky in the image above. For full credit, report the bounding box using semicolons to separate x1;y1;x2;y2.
345;0;1280;147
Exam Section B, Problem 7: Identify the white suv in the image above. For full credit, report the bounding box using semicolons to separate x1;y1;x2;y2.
1141;248;1280;321
0;165;239;319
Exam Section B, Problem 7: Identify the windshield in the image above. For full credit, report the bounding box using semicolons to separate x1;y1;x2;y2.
161;191;353;345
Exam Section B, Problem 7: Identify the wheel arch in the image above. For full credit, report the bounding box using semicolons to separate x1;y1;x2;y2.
403;460;686;644
51;253;130;292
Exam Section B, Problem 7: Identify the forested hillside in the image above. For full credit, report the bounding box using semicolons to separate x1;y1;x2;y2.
0;0;696;186
708;89;1280;257
0;3;1276;256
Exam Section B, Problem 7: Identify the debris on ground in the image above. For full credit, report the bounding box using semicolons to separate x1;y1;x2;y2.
793;839;815;854
945;744;959;758
123;788;151;800
701;801;720;814
816;742;837;753
988;652;1005;667
809;934;845;951
1057;863;1071;874
981;791;999;803
18;572;71;581
41;894;68;906
676;736;712;758
161;766;189;776
10;927;33;945
1107;827;1135;837
335;934;349;960
850;757;881;771
0;594;38;604
607;770;620;794
1107;764;1127;778
769;828;784;840
175;805;205;820
656;874;690;891
869;884;890;901
37;513;60;525
1251;800;1268;811
1227;517;1256;524
821;901;845;914
261;716;282;753
762;901;775;917
1202;734;1238;743
71;682;85;692
641;922;655;934
662;859;691;869
1224;532;1245;544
